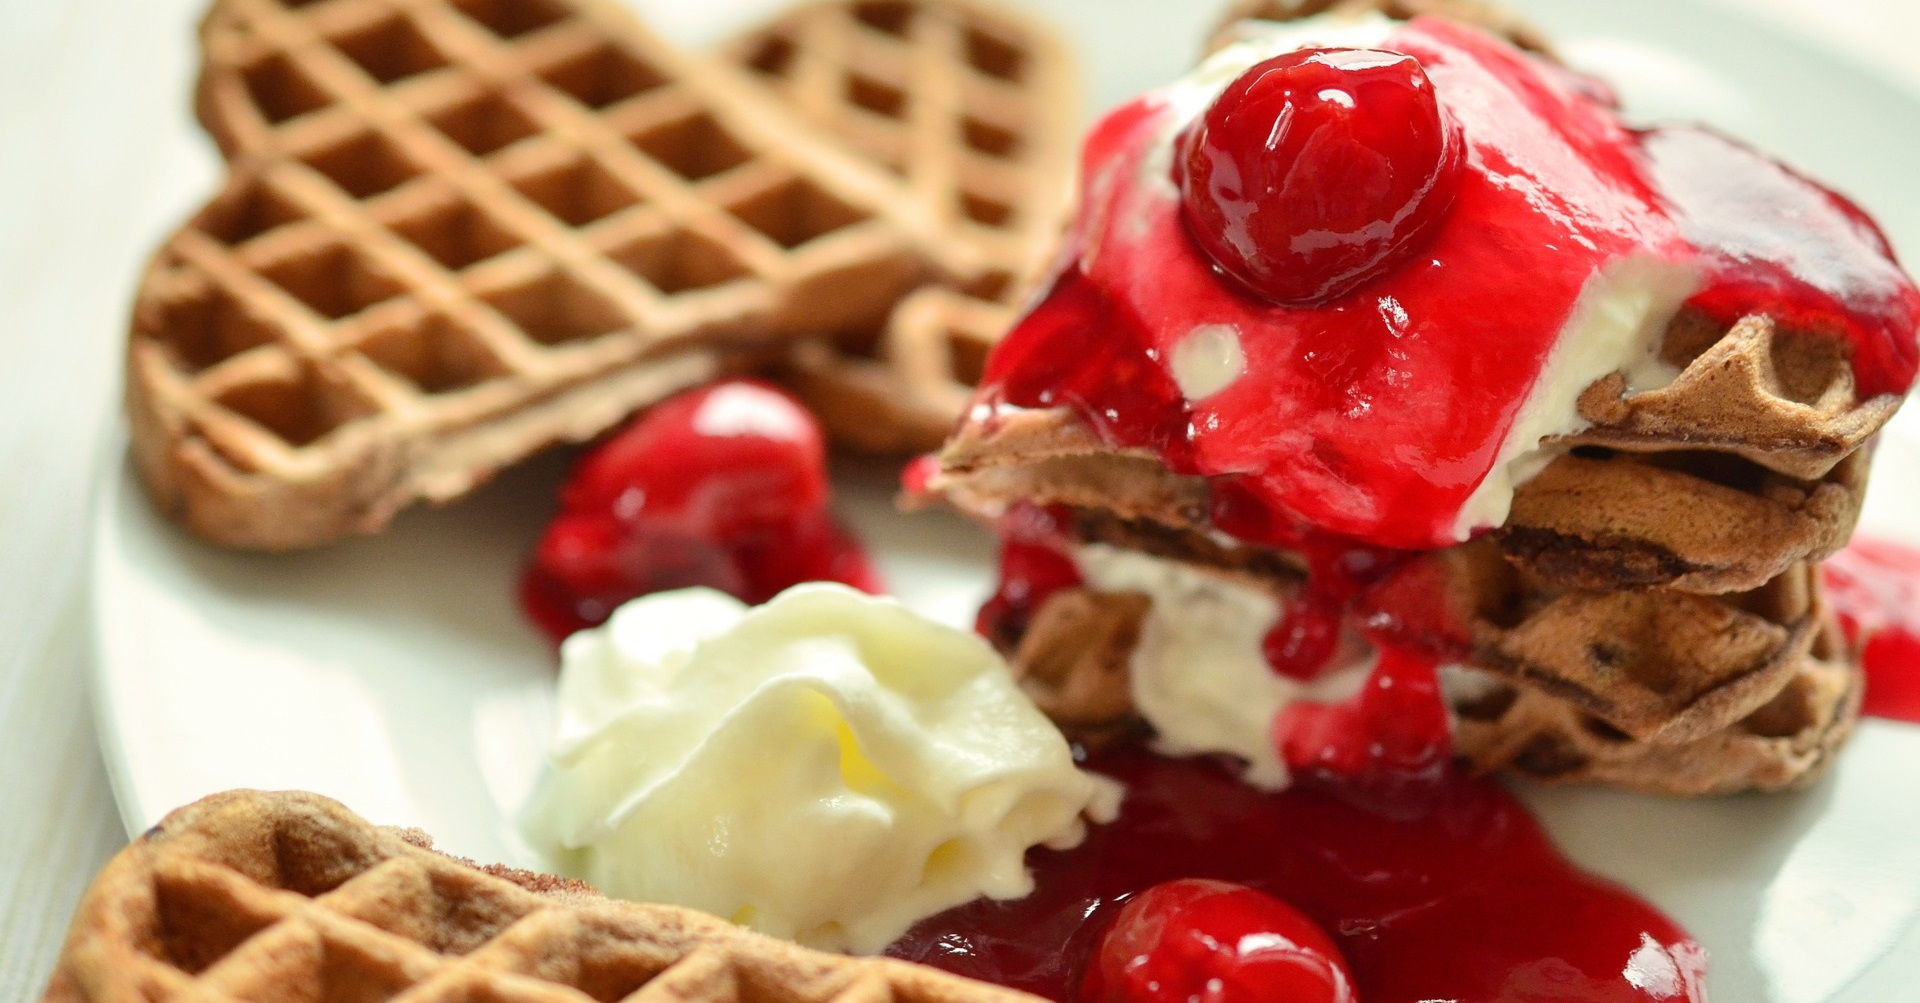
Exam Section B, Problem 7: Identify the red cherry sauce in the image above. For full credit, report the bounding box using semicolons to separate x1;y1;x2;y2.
520;380;880;642
976;504;1085;647
1823;537;1920;723
889;747;1707;1003
978;16;1920;553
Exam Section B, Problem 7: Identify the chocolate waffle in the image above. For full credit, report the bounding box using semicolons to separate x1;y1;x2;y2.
928;0;1905;795
131;0;1070;548
989;526;1861;794
725;0;1077;453
43;789;1036;1003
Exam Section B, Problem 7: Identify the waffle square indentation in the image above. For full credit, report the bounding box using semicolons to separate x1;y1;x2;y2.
958;190;1012;227
332;14;449;85
537;43;666;110
847;74;907;119
629;113;754;183
510;156;641;228
428;92;541;158
259;242;406;320
482;269;627;345
145;282;280;373
450;0;570;40
964;27;1025;82
302;132;423;200
389;199;522;271
215;360;377;448
610;229;752;295
192;181;305;247
242;53;334;124
961;116;1018;159
356;313;509;394
728;177;868;249
852;1;915;37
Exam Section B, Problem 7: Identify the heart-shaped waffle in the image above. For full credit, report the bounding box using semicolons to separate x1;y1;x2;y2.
130;0;1073;549
42;789;1039;1002
722;0;1077;453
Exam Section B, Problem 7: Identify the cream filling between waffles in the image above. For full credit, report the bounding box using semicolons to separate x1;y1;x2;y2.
1132;13;1703;541
1074;543;1375;789
519;584;1121;955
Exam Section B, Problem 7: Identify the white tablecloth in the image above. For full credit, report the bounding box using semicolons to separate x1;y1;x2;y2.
3;0;1915;996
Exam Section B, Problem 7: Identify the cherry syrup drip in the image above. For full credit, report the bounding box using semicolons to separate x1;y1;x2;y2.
888;747;1707;1003
1274;646;1453;804
975;504;1085;649
1823;538;1920;723
1211;476;1420;680
520;380;881;643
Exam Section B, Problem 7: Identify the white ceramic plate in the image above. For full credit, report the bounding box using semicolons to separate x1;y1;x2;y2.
90;0;1920;1000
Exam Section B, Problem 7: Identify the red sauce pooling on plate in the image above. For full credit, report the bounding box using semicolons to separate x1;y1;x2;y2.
521;380;880;642
889;747;1706;1003
1823;538;1920;723
978;17;1920;552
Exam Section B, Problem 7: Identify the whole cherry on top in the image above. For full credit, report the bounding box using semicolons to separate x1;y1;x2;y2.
1083;879;1358;1003
1175;47;1464;305
521;379;881;643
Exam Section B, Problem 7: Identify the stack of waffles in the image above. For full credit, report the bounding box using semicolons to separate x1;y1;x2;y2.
43;789;1033;1002
932;5;1897;796
130;0;1075;549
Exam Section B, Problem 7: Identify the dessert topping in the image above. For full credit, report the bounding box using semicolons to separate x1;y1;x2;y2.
1823;538;1920;723
521;380;880;642
890;747;1708;1003
980;14;1920;550
1177;47;1463;306
1082;879;1357;1003
519;584;1122;955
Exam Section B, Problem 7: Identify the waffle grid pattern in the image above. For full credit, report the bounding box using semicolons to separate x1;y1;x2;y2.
930;293;1899;791
729;0;1070;278
131;0;1072;546
153;0;919;460
44;790;1037;1002
1448;607;1862;795
723;0;1075;453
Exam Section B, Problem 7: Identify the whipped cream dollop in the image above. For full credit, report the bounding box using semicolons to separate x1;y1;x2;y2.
519;584;1122;954
1075;545;1374;788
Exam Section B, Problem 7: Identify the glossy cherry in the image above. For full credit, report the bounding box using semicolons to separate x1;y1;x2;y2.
521;380;880;642
1082;879;1357;1003
1176;47;1463;305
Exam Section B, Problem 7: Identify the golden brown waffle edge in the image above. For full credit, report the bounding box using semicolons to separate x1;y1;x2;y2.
43;788;1041;1003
